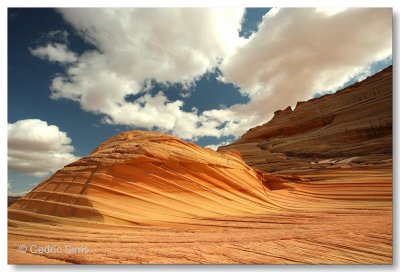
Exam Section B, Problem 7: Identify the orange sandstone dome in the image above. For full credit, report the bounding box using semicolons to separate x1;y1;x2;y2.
9;131;278;226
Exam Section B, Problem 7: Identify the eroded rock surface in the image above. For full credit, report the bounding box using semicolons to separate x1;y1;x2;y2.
8;131;392;264
9;131;275;225
220;66;392;172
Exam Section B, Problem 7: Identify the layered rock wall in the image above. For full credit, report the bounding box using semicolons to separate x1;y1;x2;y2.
220;66;392;172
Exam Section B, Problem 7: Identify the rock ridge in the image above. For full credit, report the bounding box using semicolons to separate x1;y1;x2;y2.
220;66;392;172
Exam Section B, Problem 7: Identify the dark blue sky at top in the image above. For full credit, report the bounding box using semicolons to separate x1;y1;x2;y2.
8;8;271;193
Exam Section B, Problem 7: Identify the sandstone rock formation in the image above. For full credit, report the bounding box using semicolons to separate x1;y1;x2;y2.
7;196;20;207
8;130;392;264
220;66;392;172
9;131;276;226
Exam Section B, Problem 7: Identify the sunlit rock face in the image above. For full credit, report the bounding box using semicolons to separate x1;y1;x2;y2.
220;66;392;172
9;131;277;225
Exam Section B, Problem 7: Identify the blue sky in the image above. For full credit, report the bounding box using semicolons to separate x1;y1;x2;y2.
8;8;392;195
8;8;269;154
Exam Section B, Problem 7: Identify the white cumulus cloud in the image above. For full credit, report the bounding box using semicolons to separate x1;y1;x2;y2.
205;140;232;151
43;8;246;140
8;119;79;177
31;8;392;141
220;8;392;128
29;43;78;63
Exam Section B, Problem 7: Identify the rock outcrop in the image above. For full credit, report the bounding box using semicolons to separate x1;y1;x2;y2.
8;130;392;264
7;196;20;207
9;131;277;226
220;66;392;172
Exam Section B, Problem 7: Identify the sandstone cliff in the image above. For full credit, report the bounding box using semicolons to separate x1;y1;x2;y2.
220;66;392;172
